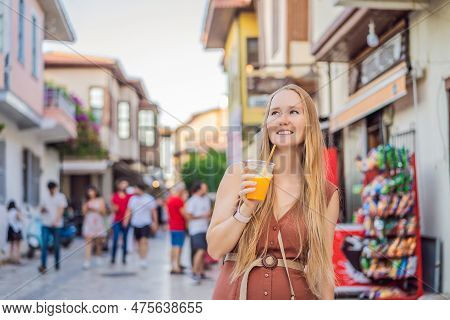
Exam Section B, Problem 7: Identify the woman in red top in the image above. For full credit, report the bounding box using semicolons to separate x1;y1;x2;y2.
110;179;133;265
166;183;188;274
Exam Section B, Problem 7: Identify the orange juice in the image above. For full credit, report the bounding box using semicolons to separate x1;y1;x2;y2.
246;176;272;201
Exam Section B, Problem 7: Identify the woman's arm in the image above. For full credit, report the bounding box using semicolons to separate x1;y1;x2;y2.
206;164;258;260
322;190;340;300
111;196;119;213
151;207;159;231
99;199;106;216
16;210;23;221
82;202;88;216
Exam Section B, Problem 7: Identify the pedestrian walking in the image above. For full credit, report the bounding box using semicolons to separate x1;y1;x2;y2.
110;179;133;265
208;85;339;300
185;182;211;285
7;200;23;264
82;185;107;269
166;182;188;274
124;183;158;269
39;181;68;274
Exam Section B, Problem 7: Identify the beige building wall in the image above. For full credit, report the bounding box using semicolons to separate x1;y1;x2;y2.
405;0;450;294
176;108;228;155
309;0;346;45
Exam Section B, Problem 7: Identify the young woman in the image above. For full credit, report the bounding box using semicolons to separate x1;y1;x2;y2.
82;185;107;269
208;84;339;300
7;200;23;264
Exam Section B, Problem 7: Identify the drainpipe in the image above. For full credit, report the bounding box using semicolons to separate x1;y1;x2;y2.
411;62;423;221
327;62;334;147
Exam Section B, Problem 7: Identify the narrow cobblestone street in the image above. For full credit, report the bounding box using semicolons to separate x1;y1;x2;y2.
0;231;219;300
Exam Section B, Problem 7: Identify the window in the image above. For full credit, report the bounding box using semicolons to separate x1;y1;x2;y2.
23;149;40;206
118;101;130;139
89;87;104;124
139;110;155;147
247;38;259;67
31;15;38;77
272;0;279;57
18;0;25;64
0;141;5;204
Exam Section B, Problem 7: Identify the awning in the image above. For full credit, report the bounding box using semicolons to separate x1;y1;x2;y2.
62;159;111;174
329;62;408;132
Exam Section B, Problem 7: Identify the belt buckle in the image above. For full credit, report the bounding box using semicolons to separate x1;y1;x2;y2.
262;253;277;269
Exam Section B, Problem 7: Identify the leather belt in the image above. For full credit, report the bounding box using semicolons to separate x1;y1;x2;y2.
224;247;304;300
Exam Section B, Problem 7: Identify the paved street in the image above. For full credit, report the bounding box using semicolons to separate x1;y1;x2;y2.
0;231;220;300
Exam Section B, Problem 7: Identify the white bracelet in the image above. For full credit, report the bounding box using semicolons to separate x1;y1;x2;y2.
233;206;252;224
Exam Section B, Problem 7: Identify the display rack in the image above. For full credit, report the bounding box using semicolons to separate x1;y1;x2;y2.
355;148;423;300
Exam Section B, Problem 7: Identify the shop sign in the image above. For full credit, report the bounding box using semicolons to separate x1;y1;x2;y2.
351;32;407;94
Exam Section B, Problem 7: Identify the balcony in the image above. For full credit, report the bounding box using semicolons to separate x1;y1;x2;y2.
0;90;41;129
38;86;77;142
246;63;318;101
45;86;76;118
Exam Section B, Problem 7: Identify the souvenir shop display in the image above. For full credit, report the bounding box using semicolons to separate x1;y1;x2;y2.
353;145;423;299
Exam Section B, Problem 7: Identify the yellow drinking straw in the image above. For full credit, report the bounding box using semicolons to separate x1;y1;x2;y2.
267;144;277;163
262;144;277;176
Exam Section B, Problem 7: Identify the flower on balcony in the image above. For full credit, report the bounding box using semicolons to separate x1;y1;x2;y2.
70;93;84;107
92;123;100;134
75;113;89;122
55;93;109;160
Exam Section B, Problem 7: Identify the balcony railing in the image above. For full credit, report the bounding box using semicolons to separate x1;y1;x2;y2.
44;86;76;118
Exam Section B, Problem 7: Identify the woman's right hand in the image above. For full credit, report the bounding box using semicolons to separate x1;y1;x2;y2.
238;174;259;217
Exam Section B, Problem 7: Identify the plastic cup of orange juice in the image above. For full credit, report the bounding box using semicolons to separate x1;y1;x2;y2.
242;160;275;201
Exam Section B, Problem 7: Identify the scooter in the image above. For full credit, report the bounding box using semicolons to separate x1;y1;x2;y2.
24;207;77;259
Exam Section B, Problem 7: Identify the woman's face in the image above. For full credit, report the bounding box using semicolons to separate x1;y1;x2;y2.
87;189;96;199
266;89;306;148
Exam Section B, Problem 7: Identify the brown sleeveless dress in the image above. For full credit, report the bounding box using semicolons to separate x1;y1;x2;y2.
212;182;338;300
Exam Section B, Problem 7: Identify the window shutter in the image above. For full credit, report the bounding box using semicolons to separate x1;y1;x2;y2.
31;153;41;206
0;141;5;204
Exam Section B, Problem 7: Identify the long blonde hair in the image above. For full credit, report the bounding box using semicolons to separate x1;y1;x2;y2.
230;84;334;298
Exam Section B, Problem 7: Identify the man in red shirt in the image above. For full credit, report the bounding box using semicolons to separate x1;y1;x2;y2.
110;179;133;265
166;182;187;274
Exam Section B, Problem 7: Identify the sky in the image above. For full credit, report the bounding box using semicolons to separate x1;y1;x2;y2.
44;0;227;128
